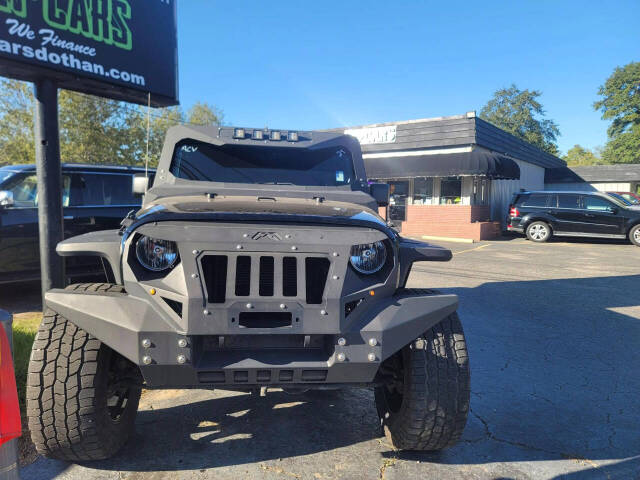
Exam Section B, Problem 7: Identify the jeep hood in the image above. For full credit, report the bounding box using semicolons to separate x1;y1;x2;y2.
127;194;393;236
139;194;381;217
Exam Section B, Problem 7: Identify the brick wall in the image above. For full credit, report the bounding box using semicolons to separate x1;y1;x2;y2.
379;205;500;241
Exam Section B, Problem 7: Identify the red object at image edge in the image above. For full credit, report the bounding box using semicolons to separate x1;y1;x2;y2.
0;326;21;446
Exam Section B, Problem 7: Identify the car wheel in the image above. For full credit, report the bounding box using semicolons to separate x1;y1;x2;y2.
526;221;552;242
374;312;470;451
27;284;142;461
629;224;640;247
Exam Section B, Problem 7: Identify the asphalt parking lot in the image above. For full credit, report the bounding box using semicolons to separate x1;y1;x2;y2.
15;236;640;480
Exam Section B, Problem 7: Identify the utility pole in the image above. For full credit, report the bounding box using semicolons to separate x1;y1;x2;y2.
34;78;65;302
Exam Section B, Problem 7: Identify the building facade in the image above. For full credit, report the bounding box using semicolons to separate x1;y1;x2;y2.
545;164;640;195
331;112;565;240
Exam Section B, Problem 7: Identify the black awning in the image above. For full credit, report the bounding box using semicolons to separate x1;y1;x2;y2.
364;150;520;180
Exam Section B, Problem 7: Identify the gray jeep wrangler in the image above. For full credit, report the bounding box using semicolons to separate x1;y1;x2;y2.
27;126;470;461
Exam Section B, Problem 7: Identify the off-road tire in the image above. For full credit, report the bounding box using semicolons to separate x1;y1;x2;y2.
375;311;470;451
526;221;552;242
27;283;141;461
629;224;640;247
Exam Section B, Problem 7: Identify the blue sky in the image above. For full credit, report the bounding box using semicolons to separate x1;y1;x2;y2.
177;0;639;155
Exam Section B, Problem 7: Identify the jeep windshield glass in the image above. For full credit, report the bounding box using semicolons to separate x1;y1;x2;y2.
170;141;355;186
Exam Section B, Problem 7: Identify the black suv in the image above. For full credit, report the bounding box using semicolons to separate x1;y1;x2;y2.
507;191;640;246
0;163;152;283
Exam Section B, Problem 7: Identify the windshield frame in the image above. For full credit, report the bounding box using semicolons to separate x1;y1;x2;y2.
167;139;360;190
604;193;630;208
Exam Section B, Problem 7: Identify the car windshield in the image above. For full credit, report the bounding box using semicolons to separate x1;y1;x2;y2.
170;140;355;187
620;193;640;205
0;170;17;186
606;193;631;206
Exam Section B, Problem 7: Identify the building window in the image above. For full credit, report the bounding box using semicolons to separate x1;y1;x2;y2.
413;177;433;205
440;177;462;205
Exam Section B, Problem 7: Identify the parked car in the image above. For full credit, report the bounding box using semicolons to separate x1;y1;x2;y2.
0;164;153;283
507;190;640;246
608;191;640;205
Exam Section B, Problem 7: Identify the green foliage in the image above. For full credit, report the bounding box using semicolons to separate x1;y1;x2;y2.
187;101;224;127
480;84;560;156
0;80;35;167
0;79;224;167
563;144;603;166
12;313;41;415
594;62;640;164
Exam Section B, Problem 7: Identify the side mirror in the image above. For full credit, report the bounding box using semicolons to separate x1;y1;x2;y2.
132;175;149;196
608;206;618;214
0;190;14;207
369;183;390;207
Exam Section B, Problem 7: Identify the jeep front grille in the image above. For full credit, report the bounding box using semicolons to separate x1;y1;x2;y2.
201;254;330;304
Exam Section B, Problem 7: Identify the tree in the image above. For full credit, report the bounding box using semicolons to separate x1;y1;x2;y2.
480;84;561;156
0;79;224;167
187;102;224;126
594;62;640;164
0;79;35;166
58;91;133;165
563;144;602;166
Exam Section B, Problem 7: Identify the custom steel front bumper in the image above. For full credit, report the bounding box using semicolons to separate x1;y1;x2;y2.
45;288;458;388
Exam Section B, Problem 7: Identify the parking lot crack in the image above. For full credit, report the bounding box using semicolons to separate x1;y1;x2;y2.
470;409;610;476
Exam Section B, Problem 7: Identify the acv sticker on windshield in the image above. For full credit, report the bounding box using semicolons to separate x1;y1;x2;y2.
336;171;345;182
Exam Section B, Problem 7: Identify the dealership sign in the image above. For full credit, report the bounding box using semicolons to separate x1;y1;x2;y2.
344;125;397;145
0;0;178;106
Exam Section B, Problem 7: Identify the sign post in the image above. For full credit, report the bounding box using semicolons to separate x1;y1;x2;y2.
34;77;64;298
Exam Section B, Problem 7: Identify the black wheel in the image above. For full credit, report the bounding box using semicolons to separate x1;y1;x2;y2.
630;224;640;247
526;221;552;242
374;312;470;451
27;283;142;461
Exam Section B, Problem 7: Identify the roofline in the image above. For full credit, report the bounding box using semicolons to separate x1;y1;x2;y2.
322;112;476;131
519;190;614;195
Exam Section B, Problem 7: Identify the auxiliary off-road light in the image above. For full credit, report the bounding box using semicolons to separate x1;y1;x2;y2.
0;325;21;447
269;130;281;141
287;131;299;142
136;236;179;272
233;128;246;139
349;241;387;274
252;129;264;140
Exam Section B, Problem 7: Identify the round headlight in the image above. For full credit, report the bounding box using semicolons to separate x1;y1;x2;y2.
136;236;178;271
350;241;387;274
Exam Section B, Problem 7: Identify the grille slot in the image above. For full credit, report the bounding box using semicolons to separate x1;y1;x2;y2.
201;255;227;303
161;297;183;317
235;256;251;296
259;256;274;296
201;253;330;304
305;257;330;304
282;257;297;296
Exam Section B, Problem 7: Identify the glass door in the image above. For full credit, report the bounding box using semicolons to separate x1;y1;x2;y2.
388;180;409;223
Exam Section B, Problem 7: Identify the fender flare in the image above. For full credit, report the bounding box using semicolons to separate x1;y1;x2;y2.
56;230;122;282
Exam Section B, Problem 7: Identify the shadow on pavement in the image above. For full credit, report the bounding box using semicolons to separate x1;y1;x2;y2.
20;274;640;479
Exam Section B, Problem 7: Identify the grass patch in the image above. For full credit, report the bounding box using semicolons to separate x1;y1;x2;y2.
12;312;42;416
